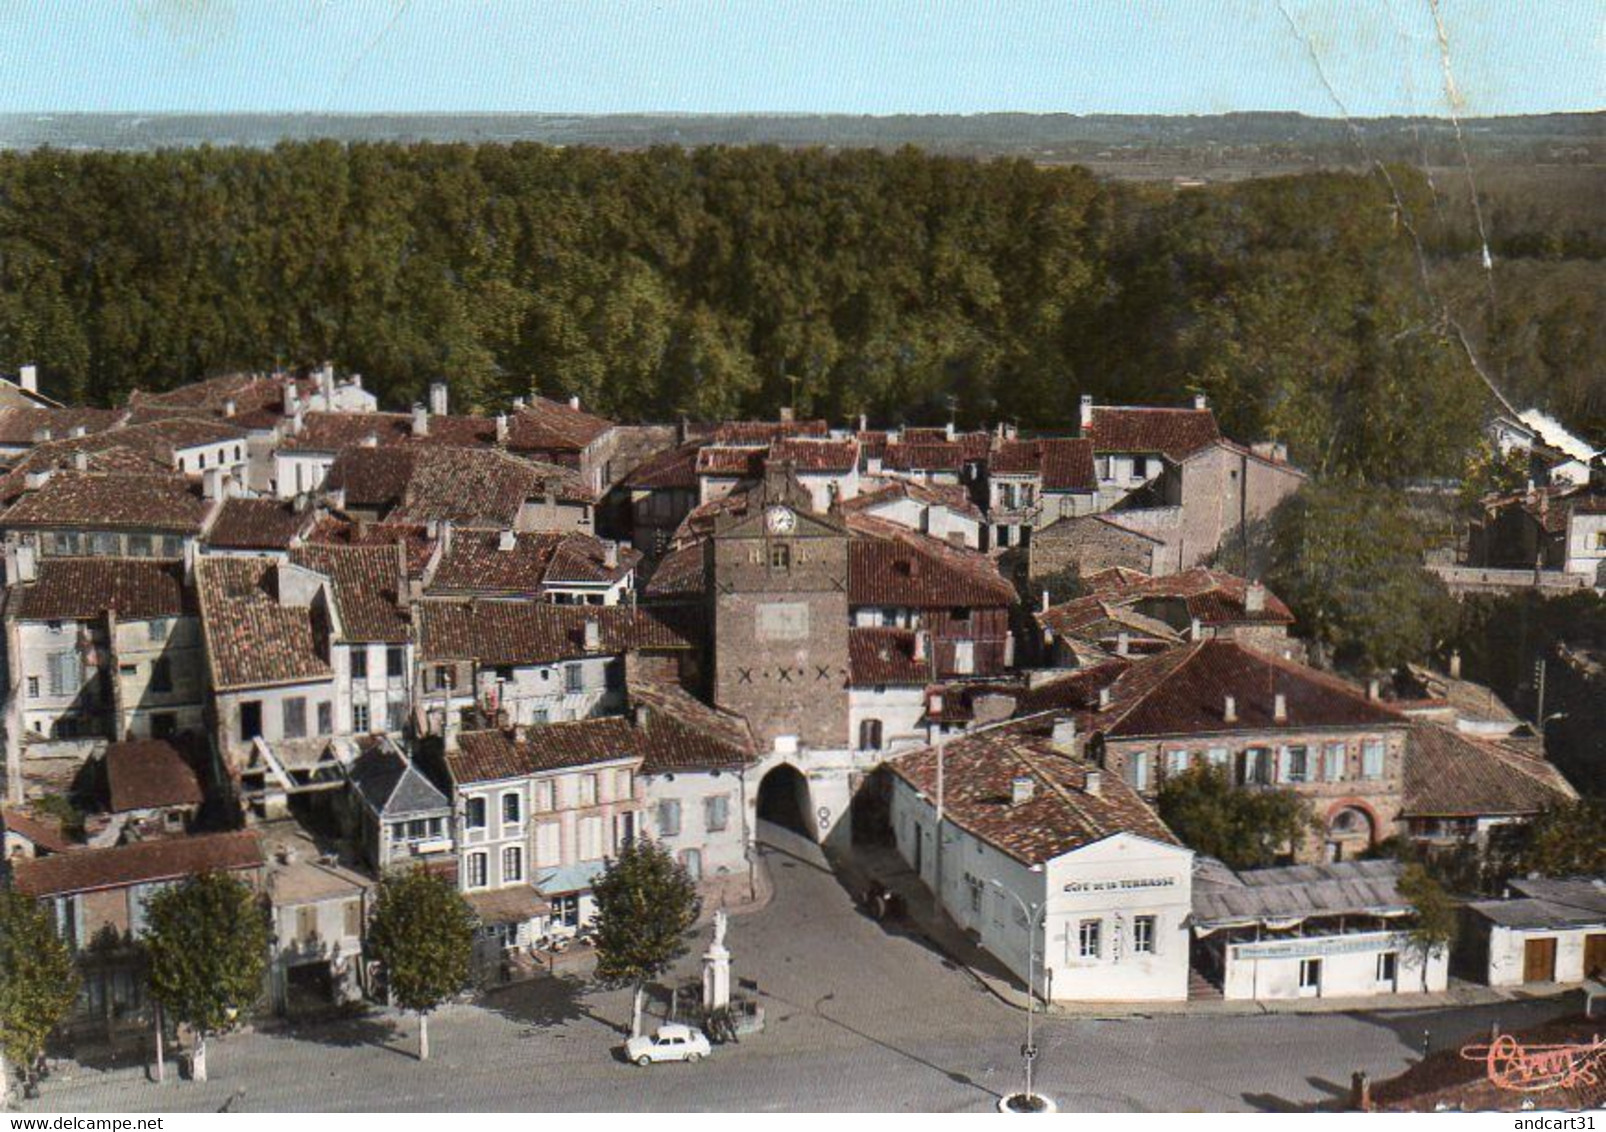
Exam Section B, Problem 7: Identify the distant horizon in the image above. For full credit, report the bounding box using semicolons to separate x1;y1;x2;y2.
4;109;1599;123
1;2;1597;118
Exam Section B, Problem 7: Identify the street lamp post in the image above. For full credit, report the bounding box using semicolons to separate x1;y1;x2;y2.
989;880;1048;1108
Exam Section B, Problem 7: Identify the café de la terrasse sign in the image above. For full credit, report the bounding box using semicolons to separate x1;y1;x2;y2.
1063;877;1179;894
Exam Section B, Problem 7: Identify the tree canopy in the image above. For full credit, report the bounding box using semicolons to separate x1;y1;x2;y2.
592;839;701;1036
364;867;475;1017
0;890;79;1093
1156;765;1316;870
1258;481;1458;673
0;143;1547;484
1488;800;1606;881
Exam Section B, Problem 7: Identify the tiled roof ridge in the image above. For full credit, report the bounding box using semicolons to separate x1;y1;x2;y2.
1094;640;1208;732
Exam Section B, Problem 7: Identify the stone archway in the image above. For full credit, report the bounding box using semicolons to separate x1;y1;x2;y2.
1324;803;1377;862
756;763;813;838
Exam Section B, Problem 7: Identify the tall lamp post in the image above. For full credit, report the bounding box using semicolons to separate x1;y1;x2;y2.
989;879;1049;1108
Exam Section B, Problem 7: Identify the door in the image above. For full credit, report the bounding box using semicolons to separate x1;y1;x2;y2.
1523;937;1557;983
1298;958;1322;998
1584;934;1606;980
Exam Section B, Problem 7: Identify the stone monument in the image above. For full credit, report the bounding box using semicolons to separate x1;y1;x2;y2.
702;909;731;1012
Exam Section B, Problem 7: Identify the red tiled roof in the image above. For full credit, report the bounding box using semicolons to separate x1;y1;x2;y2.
417;601;690;666
888;717;1179;866
206;498;306;550
710;420;828;444
1013;660;1133;715
1402;722;1577;818
280;410;499;452
10;830;263;897
428;530;562;595
544;535;640;585
0;407;124;446
303;517;435;572
291;544;410;642
195;557;335;690
629;679;756;773
1085;406;1221;461
623;443;700;490
695;446;766;477
847;519;1015;608
770;437;859;473
991;437;1097;492
106;739;205;813
1084;567;1294;626
1094;640;1404;739
451;718;641;784
129;372;307;416
505;396;614;453
849;627;933;685
641;541;708;602
0;807;77;854
845;479;985;522
1;472;209;532
327;445;592;524
883;441;964;472
7;558;192;621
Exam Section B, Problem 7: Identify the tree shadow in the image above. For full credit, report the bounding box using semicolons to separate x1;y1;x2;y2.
1240;1091;1313;1113
268;1008;405;1054
478;971;626;1037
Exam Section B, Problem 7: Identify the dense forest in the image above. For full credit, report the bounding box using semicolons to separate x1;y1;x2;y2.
0;142;1599;484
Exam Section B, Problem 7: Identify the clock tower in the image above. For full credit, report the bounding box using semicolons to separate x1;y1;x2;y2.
709;464;850;752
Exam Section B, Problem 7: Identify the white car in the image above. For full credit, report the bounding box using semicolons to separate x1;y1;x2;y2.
624;1024;712;1067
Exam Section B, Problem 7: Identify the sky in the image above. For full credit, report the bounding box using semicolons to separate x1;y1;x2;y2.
0;0;1598;117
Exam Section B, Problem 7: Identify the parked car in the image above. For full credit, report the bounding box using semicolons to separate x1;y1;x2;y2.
624;1024;712;1067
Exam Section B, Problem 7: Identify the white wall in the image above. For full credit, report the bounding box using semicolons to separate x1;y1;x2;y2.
174;439;248;478
273;452;336;499
848;685;927;752
1484;924;1603;987
643;768;749;882
1221;929;1447;1000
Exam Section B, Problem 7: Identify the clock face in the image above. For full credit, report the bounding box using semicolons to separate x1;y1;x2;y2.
766;506;796;535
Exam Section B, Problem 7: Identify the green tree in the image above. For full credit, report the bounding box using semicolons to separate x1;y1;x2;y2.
1398;863;1458;991
0;891;79;1099
143;872;268;1083
1489;800;1606;882
364;867;474;1062
1156;765;1316;870
591;839;701;1038
1261;481;1457;674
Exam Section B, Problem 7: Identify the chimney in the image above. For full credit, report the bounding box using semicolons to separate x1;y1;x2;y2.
513;396;527;410
1051;718;1077;752
1193;393;1208;411
1098;686;1111;710
222;398;237;418
69;425;87;438
360;432;379;448
411;403;429;437
440;520;454;555
1449;649;1462;680
944;421;955;441
928;692;943;715
913;630;928;662
1116;631;1130;657
31;428;51;443
1273;692;1287;722
1011;775;1035;806
1223;694;1238;723
1079;394;1094;430
202;467;226;501
858;413;868;433
72;451;89;472
320;362;335;405
1244;581;1266;614
779;406;795;424
568;395;581;412
1041;590;1051;614
1190;616;1202;639
583;618;601;652
18;364;38;394
498;529;517;552
23;468;52;490
1367;679;1381;701
495;414;509;445
634;702;650;730
1083;770;1102;797
603;541;619;569
429;381;449;417
284;380;300;414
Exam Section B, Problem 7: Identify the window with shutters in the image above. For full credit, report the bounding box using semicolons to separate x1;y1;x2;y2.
1282;746;1309;784
564;663;584;694
47;650;81;697
350;649;368;680
352;702;370;733
317;701;333;736
150;658;173;695
1132;915;1156;954
387;647;405;678
657;799;681;838
502;792;522;828
467;853;488;888
282;697;307;739
343;900;362;939
536;822;561;867
579;816;604;860
1324;742;1346;782
148;618;168;643
579;773;598;806
534;779;556;812
502;846;523;884
1362;739;1386;780
296;905;318;942
705;795;729;833
1078;918;1102;959
465;797;487;830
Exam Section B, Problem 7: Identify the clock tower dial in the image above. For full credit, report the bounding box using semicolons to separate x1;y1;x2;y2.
765;506;796;535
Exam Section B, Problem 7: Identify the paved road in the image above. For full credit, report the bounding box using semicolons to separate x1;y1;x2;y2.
20;826;1567;1113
